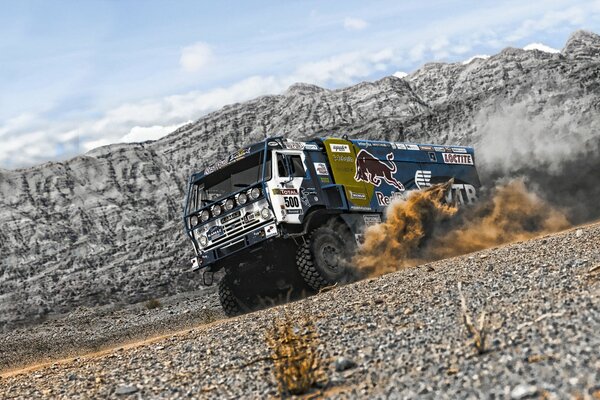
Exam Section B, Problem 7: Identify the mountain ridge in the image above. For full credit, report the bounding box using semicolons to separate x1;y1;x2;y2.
1;30;599;330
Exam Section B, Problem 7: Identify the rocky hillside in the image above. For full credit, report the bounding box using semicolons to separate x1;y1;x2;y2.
1;30;599;330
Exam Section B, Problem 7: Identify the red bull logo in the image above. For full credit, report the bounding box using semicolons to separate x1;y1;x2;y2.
354;149;405;191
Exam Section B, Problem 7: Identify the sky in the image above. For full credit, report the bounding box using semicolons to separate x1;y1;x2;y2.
1;0;600;169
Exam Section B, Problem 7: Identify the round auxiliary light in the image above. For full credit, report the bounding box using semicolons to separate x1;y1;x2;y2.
211;204;222;217
261;207;271;220
200;209;210;222
236;192;248;206
250;187;261;200
224;198;235;211
199;235;208;247
190;215;199;227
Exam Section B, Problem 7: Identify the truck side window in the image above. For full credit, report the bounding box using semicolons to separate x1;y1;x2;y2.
289;155;305;177
276;153;305;178
277;154;287;177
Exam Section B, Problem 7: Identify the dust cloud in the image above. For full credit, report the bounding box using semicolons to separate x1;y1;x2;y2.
354;179;571;277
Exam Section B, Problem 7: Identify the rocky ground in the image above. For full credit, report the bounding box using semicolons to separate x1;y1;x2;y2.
0;285;222;373
1;222;598;399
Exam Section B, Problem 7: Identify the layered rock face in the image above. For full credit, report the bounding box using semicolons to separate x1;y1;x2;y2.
1;30;599;330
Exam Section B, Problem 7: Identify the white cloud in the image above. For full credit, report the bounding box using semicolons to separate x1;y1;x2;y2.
523;42;560;53
344;17;368;31
293;49;394;85
393;71;408;79
119;122;190;143
506;6;587;42
180;42;214;72
462;54;490;65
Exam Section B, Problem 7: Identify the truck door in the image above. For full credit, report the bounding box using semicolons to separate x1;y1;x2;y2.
267;150;307;224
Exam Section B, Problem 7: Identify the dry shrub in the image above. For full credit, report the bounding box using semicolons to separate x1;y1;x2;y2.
266;312;326;396
145;298;161;310
458;282;489;354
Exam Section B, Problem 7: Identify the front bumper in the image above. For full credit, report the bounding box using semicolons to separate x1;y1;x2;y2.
191;221;278;270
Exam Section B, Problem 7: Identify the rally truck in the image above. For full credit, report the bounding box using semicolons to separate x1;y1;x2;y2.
183;136;481;315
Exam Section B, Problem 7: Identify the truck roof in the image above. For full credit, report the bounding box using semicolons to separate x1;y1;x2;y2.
190;136;474;184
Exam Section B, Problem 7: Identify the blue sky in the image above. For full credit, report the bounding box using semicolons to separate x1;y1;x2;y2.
1;0;600;169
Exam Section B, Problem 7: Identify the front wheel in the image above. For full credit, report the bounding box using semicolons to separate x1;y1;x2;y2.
218;277;243;317
296;225;357;290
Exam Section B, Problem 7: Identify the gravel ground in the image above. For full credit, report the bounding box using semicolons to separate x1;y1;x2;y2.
1;223;599;399
0;287;223;372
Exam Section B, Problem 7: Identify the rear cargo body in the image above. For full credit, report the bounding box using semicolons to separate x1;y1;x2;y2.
322;137;480;212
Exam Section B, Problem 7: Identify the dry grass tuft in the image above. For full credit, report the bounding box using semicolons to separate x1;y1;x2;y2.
145;298;162;310
266;312;326;396
458;282;489;354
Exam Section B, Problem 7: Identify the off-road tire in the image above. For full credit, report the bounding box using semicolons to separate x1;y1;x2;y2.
296;225;355;291
218;277;243;317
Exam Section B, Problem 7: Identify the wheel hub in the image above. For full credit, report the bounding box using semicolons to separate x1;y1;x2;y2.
321;244;340;271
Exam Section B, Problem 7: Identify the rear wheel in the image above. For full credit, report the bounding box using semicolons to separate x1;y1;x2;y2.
297;225;356;290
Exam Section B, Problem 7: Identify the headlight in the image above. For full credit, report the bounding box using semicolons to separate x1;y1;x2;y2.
199;235;208;247
190;215;199;227
236;192;248;206
250;187;261;200
211;204;222;217
200;210;210;222
261;207;271;219
224;198;234;211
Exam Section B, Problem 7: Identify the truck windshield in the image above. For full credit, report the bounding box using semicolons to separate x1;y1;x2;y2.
190;152;271;211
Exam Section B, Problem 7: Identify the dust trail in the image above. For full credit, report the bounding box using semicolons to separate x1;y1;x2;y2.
354;179;570;277
353;180;457;277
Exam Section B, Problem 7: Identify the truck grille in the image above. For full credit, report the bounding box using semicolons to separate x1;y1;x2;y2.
204;210;264;251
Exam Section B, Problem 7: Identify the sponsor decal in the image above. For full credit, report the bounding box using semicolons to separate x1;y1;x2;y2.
272;188;299;195
313;162;329;176
406;144;420;151
434;146;445;152
205;147;251;174
332;154;354;163
446;184;478;205
415;170;432;189
300;187;317;206
267;141;279;147
221;210;242;224
375;191;404;206
419;145;433;151
243;212;256;223
304;143;319;151
350;205;373;211
451;147;468;154
395;143;407;150
356;141;370;148
428;152;437;162
363;214;381;226
442;153;474;165
320;177;330;183
329;143;351;153
286;209;303;214
354;149;405;191
265;223;277;238
206;225;225;241
349;190;367;200
284;141;305;150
